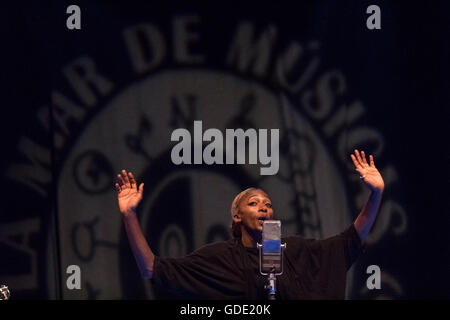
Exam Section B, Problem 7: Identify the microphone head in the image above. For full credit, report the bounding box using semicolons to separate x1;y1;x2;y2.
261;220;282;273
262;220;281;253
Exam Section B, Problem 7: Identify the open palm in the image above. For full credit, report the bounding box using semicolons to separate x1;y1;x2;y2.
115;170;144;214
350;150;384;193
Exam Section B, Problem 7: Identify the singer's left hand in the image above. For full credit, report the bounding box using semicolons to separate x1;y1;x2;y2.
350;150;384;193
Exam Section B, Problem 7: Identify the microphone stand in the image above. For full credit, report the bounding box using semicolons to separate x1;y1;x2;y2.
257;243;286;300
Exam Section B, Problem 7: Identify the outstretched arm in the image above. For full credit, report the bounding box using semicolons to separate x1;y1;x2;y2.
350;150;385;242
115;170;154;279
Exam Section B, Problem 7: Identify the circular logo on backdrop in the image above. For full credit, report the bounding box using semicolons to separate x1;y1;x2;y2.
55;69;352;299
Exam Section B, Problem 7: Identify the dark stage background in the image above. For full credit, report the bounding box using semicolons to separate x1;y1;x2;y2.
1;0;449;300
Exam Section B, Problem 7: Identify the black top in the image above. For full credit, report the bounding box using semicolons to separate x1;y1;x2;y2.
151;224;363;300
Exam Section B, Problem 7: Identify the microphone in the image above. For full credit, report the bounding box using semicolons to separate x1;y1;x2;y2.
257;220;286;300
260;220;282;274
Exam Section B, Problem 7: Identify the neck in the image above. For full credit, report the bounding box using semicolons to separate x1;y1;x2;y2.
240;228;262;248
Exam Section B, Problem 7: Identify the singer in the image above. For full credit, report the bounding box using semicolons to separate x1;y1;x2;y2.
115;149;384;299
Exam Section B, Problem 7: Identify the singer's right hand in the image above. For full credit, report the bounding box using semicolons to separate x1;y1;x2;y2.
115;170;144;217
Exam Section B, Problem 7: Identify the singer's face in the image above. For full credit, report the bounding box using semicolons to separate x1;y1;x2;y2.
237;190;274;233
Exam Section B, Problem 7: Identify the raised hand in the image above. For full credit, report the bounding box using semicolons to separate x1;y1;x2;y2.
115;170;144;216
350;150;384;193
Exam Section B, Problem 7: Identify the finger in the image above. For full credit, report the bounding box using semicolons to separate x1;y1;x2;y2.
114;182;121;192
138;183;144;194
122;169;130;186
369;155;375;167
361;151;369;166
355;149;364;166
128;172;137;189
117;174;125;186
350;154;362;169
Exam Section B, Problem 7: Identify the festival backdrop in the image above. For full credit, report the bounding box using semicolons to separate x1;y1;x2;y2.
1;0;449;300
